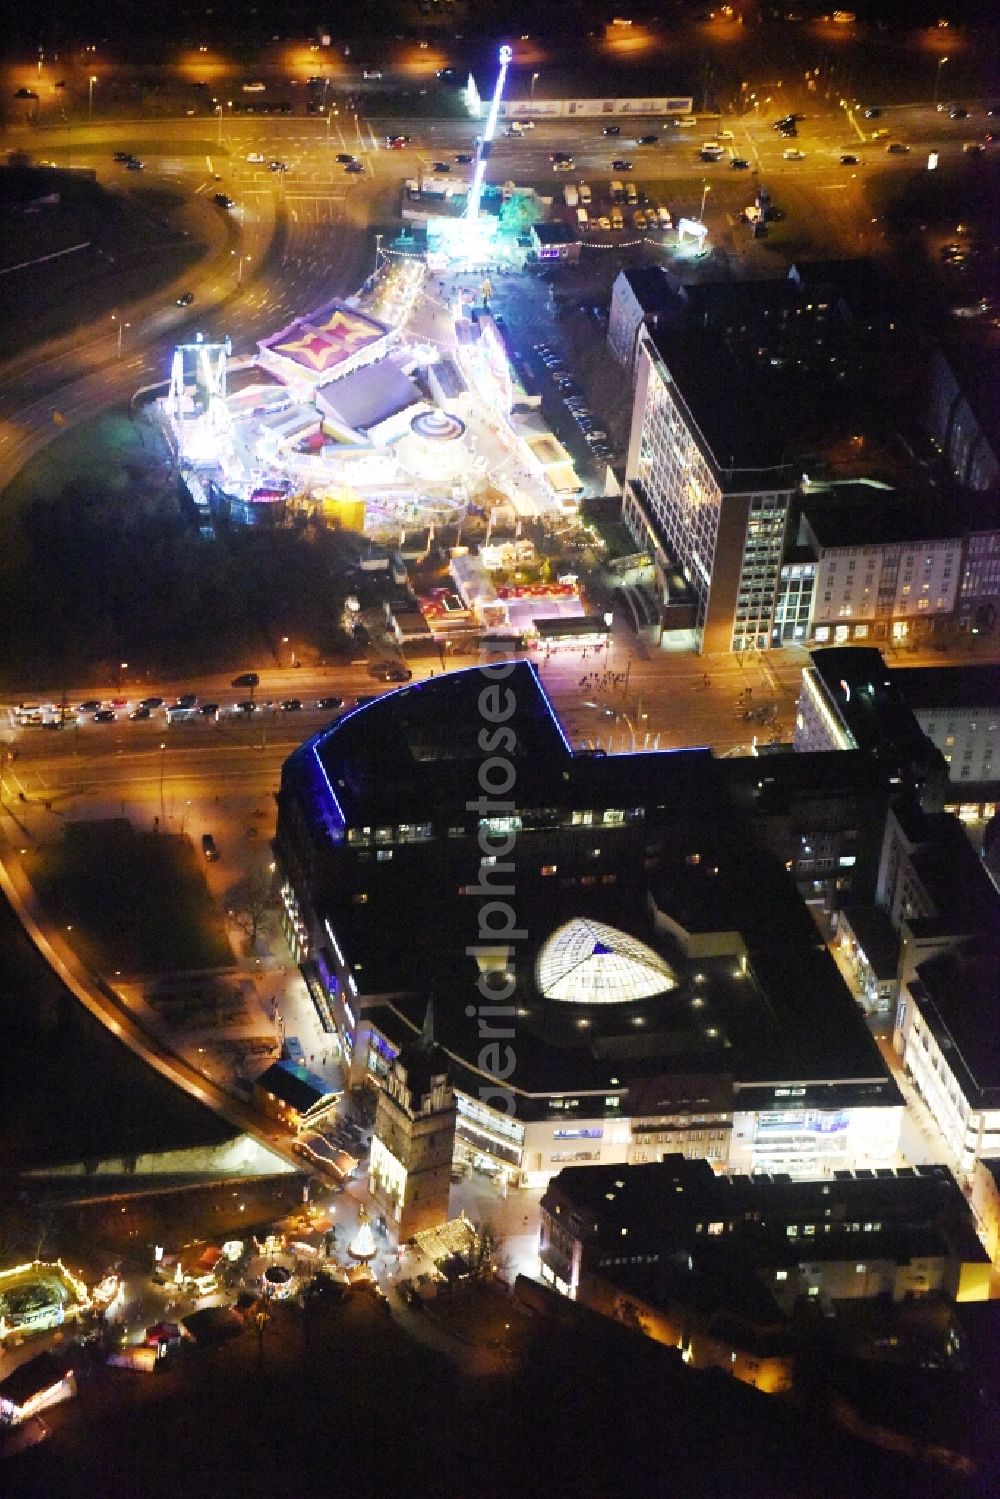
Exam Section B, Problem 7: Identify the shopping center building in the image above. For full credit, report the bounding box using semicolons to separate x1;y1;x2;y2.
274;665;903;1189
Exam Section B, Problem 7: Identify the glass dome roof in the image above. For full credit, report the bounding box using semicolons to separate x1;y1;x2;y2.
536;919;677;1004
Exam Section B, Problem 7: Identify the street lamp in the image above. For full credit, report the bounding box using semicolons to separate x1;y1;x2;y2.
699;181;711;222
233;251;251;286
374;232;383;279
111;315;130;357
530;72;539;107
88;74;98;123
933;56;949;109
159;743;166;819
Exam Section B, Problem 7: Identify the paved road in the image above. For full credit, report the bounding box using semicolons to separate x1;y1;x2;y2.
3;97;992;504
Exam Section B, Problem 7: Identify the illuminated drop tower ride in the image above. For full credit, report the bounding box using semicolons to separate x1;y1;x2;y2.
465;43;512;231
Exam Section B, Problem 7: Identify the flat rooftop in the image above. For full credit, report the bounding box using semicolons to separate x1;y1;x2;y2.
892;664;1000;714
277;667;894;1109
911;939;1000;1106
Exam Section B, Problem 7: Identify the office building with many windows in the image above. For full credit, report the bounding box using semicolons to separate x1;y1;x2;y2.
623;325;797;654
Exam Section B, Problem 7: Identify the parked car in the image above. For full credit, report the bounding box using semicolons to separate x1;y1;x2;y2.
201;834;220;862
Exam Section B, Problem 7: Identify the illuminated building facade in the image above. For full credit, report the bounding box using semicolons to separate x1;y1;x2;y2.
538;1157;989;1392
623;325;795;655
274;666;903;1190
369;1006;457;1239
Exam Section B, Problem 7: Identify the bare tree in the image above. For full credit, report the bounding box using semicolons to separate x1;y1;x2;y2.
227;864;275;954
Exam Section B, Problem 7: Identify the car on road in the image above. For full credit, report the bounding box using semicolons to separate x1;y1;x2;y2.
113;151;133;163
268;160;287;172
335;152;354;163
126;158;145;170
550;151;573;163
201;834;220;862
885;142;910;153
963;140;986;154
15;88;39;100
139;696;164;709
129;706;151;721
94;710;116;723
77;699;102;713
175;693;198;709
354;694;378;706
772;116;795;131
602;125;621;136
611;159;633;171
280;698;303;711
235;700;257;714
368;665;413;683
231;672;259;688
455;153;473;164
344;161;365;173
199;702;219;716
176;291;194;306
863;106;882;119
730;157;750;170
246;152;265;163
637;135;658;146
385;135;410;148
949;106;968;120
317;696;344;711
839;154;861;166
213;192;235;207
431;161;452;172
783;148;806;160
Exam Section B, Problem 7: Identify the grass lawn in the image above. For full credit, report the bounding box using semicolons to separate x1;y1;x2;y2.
24;818;234;975
0;407;156;521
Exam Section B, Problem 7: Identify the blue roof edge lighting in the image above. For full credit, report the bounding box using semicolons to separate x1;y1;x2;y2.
311;739;346;829
528;661;574;756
